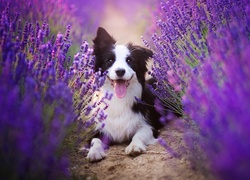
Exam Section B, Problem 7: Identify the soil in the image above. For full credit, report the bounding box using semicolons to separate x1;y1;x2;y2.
69;121;209;180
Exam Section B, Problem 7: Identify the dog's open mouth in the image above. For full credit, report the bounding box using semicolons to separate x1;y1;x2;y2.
108;76;133;98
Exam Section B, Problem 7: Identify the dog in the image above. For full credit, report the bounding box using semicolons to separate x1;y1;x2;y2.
86;27;168;162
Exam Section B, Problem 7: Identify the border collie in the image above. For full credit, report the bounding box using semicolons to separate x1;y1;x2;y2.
86;27;165;162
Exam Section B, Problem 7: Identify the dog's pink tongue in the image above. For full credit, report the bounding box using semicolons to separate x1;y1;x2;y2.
114;80;127;98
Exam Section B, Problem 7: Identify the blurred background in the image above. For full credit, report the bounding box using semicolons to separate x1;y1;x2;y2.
0;0;159;52
0;0;158;44
99;0;157;45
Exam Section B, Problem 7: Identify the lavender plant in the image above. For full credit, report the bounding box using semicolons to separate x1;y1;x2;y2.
184;22;250;179
143;0;204;117
0;8;74;179
149;0;250;179
0;4;108;179
68;40;112;144
0;0;105;56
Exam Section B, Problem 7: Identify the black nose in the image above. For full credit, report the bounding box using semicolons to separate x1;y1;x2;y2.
115;69;125;77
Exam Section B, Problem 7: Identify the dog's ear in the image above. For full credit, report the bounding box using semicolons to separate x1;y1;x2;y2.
93;27;116;55
128;44;153;61
140;46;153;61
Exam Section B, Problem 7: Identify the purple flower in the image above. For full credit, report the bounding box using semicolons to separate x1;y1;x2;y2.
184;24;250;179
0;6;80;179
148;0;250;179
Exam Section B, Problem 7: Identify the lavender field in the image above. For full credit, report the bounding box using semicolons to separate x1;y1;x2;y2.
1;0;250;179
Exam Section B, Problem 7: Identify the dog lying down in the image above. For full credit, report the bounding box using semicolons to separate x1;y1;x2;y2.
85;27;180;162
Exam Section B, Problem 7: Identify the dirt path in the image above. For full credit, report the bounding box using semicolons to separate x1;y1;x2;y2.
70;122;208;180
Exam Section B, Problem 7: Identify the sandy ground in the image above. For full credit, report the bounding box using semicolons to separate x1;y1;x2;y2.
70;121;209;180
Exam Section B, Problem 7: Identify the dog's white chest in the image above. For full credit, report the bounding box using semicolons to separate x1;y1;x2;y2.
103;109;144;143
96;93;145;143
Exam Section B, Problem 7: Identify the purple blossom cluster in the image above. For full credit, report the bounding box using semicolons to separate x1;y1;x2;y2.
185;22;250;179
146;0;247;111
0;6;73;179
0;0;105;45
68;40;113;142
149;0;250;179
143;0;204;117
0;4;108;179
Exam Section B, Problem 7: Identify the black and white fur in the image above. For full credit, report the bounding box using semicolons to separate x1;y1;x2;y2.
86;27;165;162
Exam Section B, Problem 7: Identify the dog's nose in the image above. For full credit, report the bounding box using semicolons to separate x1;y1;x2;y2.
115;69;125;77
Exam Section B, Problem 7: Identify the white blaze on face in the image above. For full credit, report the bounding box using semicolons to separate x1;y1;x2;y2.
108;45;135;98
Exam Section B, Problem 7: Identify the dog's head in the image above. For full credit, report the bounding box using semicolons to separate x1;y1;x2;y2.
93;27;153;98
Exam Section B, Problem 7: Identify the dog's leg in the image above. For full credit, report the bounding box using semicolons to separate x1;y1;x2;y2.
87;138;106;162
125;125;157;156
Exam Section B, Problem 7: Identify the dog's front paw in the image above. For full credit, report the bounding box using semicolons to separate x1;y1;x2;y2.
125;140;146;156
87;148;106;162
87;138;106;162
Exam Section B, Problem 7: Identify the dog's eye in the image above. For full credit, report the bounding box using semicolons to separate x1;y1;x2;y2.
107;59;114;64
126;58;132;63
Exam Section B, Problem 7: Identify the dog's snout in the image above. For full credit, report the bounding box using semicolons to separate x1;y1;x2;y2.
115;69;125;77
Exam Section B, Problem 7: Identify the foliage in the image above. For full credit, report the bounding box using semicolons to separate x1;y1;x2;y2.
149;0;250;179
0;4;107;179
0;0;105;57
